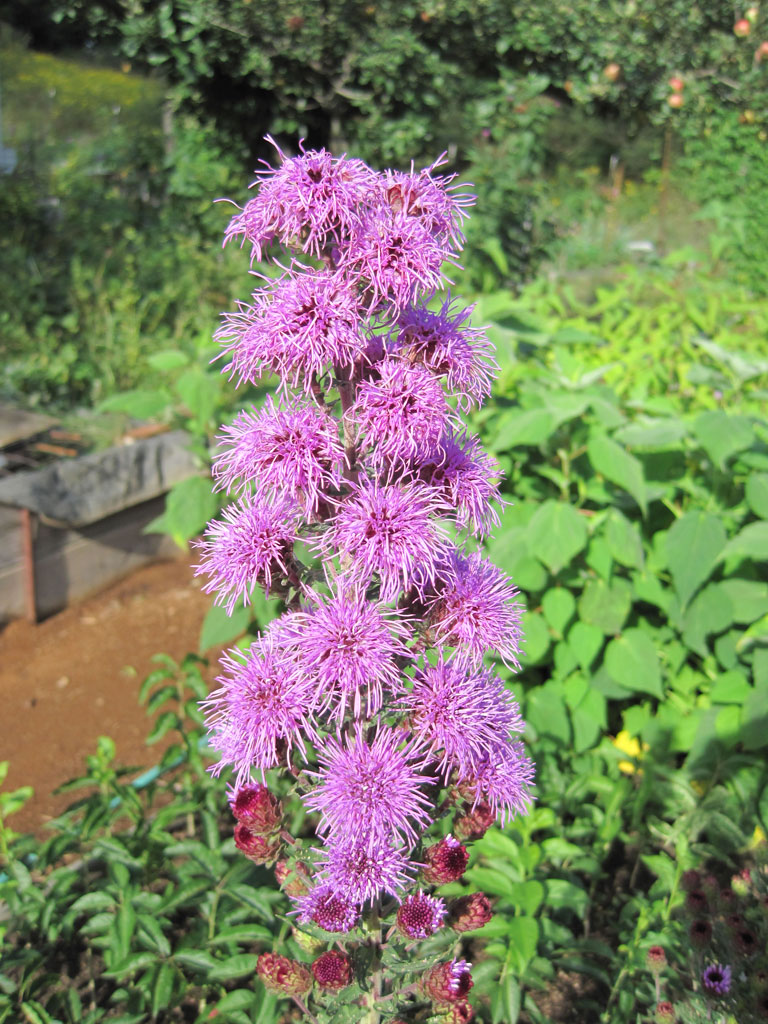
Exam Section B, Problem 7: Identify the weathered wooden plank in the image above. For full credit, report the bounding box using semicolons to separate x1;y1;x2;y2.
0;403;57;448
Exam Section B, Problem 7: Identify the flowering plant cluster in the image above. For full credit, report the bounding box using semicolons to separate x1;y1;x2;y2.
645;852;768;1024
195;137;534;1023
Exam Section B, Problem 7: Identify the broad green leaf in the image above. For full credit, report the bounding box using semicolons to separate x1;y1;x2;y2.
147;350;189;372
605;629;663;698
208;924;273;946
505;916;539;973
175;367;219;429
542;588;576;636
492;407;554;450
666;511;727;609
527;500;588;574
715;704;741;746
604;510;644;569
614;419;687;448
491;973;521;1024
103;952;158;978
746;473;768;518
173;950;218;972
98;388;172;419
742;683;768;751
544;878;589;917
144;475;217;547
578;577;632;635
718;521;768;566
681;583;734;657
508;880;545;916
199;601;251;652
693;411;755;469
520;611;550;664
69;891;116;914
570;688;607;752
588;432;647;516
567;620;603;671
718;579;768;625
526;681;571;745
709;670;751;704
216;990;258;1012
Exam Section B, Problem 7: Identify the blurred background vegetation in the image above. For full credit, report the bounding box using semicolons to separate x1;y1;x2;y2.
2;4;768;1024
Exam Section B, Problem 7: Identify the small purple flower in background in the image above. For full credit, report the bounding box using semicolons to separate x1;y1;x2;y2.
321;475;448;601
304;725;434;847
397;891;446;938
393;296;497;409
702;963;732;996
194;496;299;613
213;396;345;509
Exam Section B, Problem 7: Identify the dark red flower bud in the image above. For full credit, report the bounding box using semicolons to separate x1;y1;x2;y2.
449;893;493;933
736;928;759;956
311;950;352;990
454;802;496;841
655;1002;675;1023
234;823;281;864
719;888;737;908
256;952;312;996
422;835;469;884
230;784;283;834
685;889;708;913
274;859;311;897
646;946;667;974
422;959;473;1004
681;869;701;892
443;999;475;1023
689;919;712;947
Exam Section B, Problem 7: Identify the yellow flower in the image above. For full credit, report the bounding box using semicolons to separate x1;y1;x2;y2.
749;825;766;850
612;730;649;775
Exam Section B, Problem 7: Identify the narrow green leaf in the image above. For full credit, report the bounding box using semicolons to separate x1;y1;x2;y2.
505;917;539;973
208;954;260;982
151;962;175;1017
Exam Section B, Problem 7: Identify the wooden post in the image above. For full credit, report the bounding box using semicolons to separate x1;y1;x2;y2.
20;507;36;624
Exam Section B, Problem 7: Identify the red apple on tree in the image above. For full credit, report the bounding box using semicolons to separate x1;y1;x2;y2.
668;92;684;108
668;75;684;92
735;18;752;36
603;62;621;82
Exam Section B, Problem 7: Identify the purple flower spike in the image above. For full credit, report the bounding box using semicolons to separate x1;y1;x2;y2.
304;724;434;848
317;835;413;905
212;396;345;510
202;634;317;785
218;269;365;393
401;653;525;779
284;586;412;720
223;137;377;261
295;884;360;933
353;357;452;465
702;963;732;996
462;739;535;827
394;296;497;409
194;496;299;614
426;548;523;667
418;429;503;536
322;476;447;602
380;155;475;247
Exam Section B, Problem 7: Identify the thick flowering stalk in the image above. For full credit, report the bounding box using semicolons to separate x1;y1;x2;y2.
196;138;534;1022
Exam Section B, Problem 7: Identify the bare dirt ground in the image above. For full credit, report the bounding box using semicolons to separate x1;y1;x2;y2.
0;557;215;836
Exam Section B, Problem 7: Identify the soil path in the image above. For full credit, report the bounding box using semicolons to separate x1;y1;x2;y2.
0;557;215;836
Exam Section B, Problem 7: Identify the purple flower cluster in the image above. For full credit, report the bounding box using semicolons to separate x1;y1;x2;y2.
198;139;533;937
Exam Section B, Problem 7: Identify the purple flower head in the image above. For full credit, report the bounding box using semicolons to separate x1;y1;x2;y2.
212;396;345;510
317;834;413;905
223;137;376;260
342;204;456;314
295;883;360;933
379;155;475;247
283;586;412;720
321;475;448;602
397;891;446;938
401;653;524;779
702;963;732;996
418;429;503;536
304;724;434;847
194;496;299;614
352;357;452;465
202;634;317;786
393;296;497;409
426;548;523;667
217;269;365;393
462;739;535;827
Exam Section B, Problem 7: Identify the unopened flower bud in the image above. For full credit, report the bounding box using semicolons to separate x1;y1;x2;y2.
735;927;759;956
274;859;311;897
655;1002;675;1023
422;959;474;1004
442;999;475;1023
230;783;283;834
256;952;312;996
396;891;446;938
686;889;708;913
646;946;667;974
454;802;496;841
311;950;352;990
681;869;701;891
731;868;751;896
449;892;493;933
234;823;281;864
422;834;469;884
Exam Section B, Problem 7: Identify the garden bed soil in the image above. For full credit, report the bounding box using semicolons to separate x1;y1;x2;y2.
0;556;215;836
